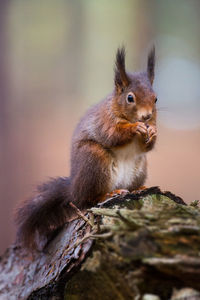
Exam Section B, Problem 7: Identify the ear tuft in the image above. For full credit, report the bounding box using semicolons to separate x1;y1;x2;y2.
114;46;130;92
147;46;155;85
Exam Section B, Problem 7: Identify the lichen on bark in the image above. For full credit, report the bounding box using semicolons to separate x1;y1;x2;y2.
65;189;200;300
0;187;200;300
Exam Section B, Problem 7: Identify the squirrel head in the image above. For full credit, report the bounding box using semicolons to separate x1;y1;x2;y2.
113;46;157;123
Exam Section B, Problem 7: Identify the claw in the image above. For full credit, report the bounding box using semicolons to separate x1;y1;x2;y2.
107;189;130;197
131;186;147;194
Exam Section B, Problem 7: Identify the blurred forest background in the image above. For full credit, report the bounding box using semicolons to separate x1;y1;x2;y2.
0;0;200;254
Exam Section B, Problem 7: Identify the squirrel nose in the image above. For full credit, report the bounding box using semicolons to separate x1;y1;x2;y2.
142;113;152;121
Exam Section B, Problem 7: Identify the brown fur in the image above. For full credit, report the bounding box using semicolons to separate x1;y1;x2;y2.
15;46;157;250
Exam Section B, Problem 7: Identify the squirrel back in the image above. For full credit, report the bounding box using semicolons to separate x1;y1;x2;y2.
15;46;157;250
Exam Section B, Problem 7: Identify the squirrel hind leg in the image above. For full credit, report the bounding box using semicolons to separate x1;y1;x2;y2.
71;141;111;209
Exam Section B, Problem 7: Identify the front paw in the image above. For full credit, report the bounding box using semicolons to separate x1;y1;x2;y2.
145;125;157;149
134;122;148;141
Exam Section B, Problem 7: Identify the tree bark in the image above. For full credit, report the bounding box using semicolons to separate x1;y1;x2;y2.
0;187;200;300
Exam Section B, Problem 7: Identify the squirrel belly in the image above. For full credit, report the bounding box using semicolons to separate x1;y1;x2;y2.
110;142;147;191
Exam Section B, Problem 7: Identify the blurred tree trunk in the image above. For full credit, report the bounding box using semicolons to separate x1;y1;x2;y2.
0;0;16;253
65;1;85;98
0;1;11;150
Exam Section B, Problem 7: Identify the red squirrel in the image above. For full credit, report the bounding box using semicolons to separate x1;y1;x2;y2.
15;47;157;250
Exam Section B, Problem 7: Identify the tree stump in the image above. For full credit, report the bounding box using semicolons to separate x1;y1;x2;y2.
0;187;200;300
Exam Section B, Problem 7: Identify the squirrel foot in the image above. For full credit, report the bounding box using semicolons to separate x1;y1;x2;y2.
105;189;130;200
107;189;130;197
131;186;147;194
98;189;130;203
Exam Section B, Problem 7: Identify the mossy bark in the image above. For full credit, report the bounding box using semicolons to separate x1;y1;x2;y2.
0;188;200;300
65;190;200;300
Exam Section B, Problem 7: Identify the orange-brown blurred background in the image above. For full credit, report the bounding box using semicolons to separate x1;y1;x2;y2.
0;0;200;254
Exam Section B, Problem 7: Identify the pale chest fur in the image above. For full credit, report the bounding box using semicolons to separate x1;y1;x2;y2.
110;141;146;191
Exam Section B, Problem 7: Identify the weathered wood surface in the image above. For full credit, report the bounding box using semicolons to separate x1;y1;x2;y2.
0;187;200;300
0;219;93;300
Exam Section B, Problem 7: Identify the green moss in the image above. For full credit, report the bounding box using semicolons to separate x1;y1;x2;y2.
65;193;200;299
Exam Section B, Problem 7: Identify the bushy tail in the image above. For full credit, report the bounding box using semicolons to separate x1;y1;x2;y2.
15;177;74;250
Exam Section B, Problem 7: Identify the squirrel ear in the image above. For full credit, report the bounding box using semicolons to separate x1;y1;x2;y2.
147;46;155;85
114;47;130;93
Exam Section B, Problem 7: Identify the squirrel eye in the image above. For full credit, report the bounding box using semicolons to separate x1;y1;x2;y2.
126;92;135;104
155;97;158;103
